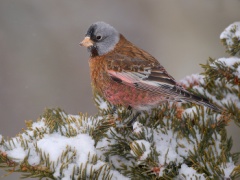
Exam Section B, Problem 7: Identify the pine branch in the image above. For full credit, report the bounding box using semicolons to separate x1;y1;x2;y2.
220;22;240;56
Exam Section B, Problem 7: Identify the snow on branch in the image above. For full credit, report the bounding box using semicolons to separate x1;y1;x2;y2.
220;22;240;56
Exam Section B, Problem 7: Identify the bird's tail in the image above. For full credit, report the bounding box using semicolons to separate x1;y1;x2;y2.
184;93;222;113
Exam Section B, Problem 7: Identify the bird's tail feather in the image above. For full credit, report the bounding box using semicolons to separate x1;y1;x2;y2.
184;94;222;113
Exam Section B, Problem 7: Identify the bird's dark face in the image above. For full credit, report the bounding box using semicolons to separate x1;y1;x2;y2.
80;22;120;57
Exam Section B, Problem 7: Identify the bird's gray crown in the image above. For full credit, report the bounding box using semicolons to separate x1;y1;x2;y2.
86;21;120;56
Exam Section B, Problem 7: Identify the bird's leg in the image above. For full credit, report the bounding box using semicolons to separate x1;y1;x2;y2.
127;111;141;126
126;106;140;126
113;105;140;127
127;105;132;111
127;105;133;115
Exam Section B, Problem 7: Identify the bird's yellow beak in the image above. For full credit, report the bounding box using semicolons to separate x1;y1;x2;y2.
80;36;94;47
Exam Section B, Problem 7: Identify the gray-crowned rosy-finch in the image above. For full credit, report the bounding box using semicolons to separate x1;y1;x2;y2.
80;21;221;116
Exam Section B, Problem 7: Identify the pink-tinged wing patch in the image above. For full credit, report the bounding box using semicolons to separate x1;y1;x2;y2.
107;69;178;96
107;70;138;84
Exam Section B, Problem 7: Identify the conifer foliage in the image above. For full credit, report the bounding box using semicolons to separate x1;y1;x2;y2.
0;22;240;179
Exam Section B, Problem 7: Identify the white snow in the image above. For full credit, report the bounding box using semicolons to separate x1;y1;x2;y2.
0;135;2;142
32;119;46;129
155;130;178;164
95;94;110;111
215;57;240;78
221;93;240;108
182;106;198;119
220;22;240;52
28;144;40;165
109;155;133;170
132;121;144;134
216;57;240;67
177;164;206;180
130;140;151;161
179;74;204;88
6;146;26;163
220;161;236;179
37;133;95;165
59;163;75;180
99;101;108;110
220;22;240;39
0;114;130;179
130;118;197;169
153;118;196;167
5;137;26;162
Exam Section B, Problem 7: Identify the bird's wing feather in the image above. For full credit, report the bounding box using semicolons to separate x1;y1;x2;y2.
107;60;222;112
107;69;189;97
107;68;216;110
105;51;182;97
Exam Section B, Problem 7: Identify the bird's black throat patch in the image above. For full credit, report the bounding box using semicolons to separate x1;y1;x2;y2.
88;45;99;57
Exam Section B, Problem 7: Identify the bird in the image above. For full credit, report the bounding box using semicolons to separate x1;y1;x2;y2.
80;21;221;122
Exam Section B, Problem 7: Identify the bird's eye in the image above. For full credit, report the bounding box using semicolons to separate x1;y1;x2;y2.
96;35;102;40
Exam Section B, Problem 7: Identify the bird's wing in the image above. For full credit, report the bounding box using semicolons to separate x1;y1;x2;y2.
106;56;222;112
105;52;188;97
107;68;190;98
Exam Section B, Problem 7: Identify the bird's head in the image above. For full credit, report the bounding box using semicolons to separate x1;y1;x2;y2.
80;21;120;57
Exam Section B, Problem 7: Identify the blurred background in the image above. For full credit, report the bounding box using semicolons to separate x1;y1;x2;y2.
0;0;240;179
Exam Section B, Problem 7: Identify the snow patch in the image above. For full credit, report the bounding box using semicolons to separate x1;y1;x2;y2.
99;101;108;110
130;140;151;161
5;138;26;162
37;133;95;165
216;57;240;67
133;122;144;134
154;124;194;165
220;22;240;39
178;164;206;179
182;106;197;119
179;74;204;88
220;161;236;179
32;119;47;129
220;22;240;52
